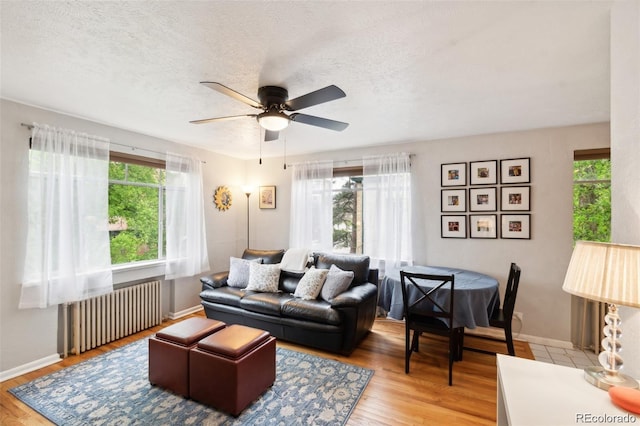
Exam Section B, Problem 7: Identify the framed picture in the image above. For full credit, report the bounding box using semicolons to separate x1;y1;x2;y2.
501;186;530;211
469;214;498;239
259;185;276;209
500;157;530;184
441;215;467;238
470;160;498;185
441;189;466;212
441;162;467;187
469;187;497;212
501;214;531;239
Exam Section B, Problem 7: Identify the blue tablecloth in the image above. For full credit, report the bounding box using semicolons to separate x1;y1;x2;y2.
378;265;500;329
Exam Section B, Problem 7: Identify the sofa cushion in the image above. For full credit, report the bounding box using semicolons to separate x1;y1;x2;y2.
227;257;262;288
279;270;305;294
294;267;329;300
247;263;281;292
240;292;293;316
200;287;245;308
320;264;355;302
242;248;285;264
282;299;341;325
314;252;370;286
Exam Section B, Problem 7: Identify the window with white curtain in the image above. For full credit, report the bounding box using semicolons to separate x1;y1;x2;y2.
363;153;413;274
290;154;413;275
108;154;166;265
164;152;210;279
289;160;334;250
20;123;113;308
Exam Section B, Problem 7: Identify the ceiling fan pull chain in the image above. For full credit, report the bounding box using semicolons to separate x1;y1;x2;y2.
283;132;287;170
259;127;263;165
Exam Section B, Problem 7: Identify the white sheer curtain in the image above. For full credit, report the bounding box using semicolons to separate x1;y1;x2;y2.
165;153;210;279
289;160;334;251
363;153;413;275
20;123;113;309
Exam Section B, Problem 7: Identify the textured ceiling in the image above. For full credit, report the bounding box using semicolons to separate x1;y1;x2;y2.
1;1;612;159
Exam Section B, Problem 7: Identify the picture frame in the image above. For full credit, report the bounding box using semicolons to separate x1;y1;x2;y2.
501;186;530;211
441;215;467;239
500;157;530;184
441;162;467;187
501;214;531;239
469;187;497;212
469;214;498;239
259;185;276;209
441;189;466;212
470;160;498;185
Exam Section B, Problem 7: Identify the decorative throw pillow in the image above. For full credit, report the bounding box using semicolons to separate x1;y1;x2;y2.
246;262;281;292
227;257;262;288
320;264;354;302
294;267;329;300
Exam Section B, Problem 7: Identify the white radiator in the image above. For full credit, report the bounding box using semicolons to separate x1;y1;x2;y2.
71;280;162;354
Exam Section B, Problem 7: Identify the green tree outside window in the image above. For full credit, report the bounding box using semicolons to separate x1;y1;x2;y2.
573;159;610;243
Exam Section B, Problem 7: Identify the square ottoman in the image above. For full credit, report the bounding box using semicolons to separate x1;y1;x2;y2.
189;324;276;416
148;317;226;397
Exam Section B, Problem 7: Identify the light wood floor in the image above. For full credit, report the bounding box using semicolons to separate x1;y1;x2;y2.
1;312;533;425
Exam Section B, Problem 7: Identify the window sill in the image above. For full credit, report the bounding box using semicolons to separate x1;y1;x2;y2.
112;260;165;285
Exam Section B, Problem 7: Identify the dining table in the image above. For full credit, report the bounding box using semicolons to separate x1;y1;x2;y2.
378;265;501;329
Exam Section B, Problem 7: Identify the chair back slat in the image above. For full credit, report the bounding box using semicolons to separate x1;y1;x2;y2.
400;272;456;323
501;263;521;318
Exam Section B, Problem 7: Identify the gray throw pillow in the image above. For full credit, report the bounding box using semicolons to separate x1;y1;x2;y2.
294;267;329;300
320;264;354;302
227;257;262;288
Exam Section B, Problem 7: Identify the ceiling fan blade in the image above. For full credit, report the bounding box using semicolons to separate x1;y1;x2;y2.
284;85;346;111
264;130;279;142
290;113;349;131
189;114;256;124
200;82;262;109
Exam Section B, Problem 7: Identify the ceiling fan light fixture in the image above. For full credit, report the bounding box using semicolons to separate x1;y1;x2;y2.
257;110;289;131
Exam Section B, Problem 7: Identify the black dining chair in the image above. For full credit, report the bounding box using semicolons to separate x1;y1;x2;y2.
465;262;522;356
400;271;464;386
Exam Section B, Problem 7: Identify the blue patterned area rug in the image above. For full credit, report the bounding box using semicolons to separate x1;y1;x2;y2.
10;338;373;425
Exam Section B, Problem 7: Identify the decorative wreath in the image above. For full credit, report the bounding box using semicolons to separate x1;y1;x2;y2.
213;186;232;211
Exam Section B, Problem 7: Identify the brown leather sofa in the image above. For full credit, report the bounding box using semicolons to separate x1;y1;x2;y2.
199;249;379;355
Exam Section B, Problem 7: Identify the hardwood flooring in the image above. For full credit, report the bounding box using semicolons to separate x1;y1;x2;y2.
0;312;533;425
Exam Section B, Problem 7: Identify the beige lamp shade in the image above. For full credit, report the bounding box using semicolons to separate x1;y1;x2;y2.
562;241;640;308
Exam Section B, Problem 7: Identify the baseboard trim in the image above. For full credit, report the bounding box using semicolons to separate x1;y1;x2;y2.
168;304;203;320
0;353;61;383
464;327;573;349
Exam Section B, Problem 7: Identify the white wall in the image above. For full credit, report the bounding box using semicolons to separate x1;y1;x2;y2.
610;0;640;380
0;100;244;375
247;123;610;343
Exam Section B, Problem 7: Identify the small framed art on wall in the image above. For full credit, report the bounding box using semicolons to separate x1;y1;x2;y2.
441;215;467;238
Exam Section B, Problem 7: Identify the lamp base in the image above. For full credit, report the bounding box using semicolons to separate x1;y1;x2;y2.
584;366;640;391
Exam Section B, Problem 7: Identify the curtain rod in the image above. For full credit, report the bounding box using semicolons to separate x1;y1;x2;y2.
21;123;205;163
286;153;415;168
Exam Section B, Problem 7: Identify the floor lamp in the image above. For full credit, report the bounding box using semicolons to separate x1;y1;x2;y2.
243;186;252;249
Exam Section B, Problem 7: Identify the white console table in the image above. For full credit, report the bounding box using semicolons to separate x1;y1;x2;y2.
497;354;639;425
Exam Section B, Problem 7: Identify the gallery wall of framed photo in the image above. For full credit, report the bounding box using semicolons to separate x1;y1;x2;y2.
441;158;531;240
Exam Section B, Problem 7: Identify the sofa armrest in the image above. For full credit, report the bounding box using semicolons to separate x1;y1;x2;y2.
200;271;229;291
330;282;378;308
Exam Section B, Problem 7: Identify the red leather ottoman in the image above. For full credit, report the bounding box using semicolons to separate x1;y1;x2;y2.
148;317;225;397
189;324;276;416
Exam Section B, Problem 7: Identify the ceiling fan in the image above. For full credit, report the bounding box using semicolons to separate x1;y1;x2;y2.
190;82;349;141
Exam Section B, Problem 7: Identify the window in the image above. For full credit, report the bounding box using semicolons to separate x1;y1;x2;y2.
332;167;363;254
573;149;610;243
108;154;166;265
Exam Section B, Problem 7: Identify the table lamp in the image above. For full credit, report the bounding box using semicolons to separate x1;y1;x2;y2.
562;241;640;390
